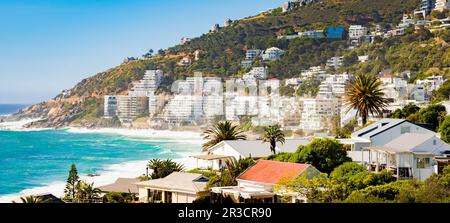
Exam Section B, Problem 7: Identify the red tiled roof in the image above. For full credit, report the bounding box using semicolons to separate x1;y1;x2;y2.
238;160;310;184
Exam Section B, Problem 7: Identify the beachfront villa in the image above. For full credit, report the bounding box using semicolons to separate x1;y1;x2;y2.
363;133;450;181
341;118;435;153
210;160;320;203
135;172;209;203
193;139;310;170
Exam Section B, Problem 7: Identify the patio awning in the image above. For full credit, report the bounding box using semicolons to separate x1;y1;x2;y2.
191;155;233;161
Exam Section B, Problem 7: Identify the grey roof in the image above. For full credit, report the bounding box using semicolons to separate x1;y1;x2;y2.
351;118;407;139
368;133;450;155
211;139;310;158
98;178;140;194
135;172;208;194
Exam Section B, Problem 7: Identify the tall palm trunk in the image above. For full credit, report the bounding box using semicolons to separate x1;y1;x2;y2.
270;139;276;154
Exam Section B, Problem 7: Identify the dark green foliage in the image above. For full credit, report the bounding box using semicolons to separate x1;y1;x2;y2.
268;138;350;174
202;121;247;151
261;124;286;154
408;104;447;130
207;158;255;188
335;119;358;138
434;80;450;102
440;116;450;143
298;138;351;174
103;192;136;203
64;164;79;201
296;78;321;97
344;73;389;125
391;103;421;119
147;159;184;179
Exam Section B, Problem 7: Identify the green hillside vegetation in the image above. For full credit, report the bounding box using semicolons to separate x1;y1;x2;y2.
17;0;442;127
341;28;450;82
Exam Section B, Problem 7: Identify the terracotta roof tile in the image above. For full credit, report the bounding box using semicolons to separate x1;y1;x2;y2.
238;160;310;184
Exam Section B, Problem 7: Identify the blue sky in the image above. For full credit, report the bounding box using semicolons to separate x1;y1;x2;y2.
0;0;284;104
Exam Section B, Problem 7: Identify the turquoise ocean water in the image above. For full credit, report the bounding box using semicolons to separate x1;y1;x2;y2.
0;129;200;196
0;104;28;116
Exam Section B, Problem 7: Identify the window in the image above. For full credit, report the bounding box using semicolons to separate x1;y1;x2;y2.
400;126;411;134
416;157;431;169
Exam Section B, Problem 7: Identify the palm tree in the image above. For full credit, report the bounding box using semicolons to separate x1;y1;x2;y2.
344;73;389;126
209;158;255;187
76;181;101;203
19;196;44;203
261;124;286;154
147;159;184;179
202;121;247;151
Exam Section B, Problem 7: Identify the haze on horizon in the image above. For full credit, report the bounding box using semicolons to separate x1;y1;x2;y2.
0;0;285;104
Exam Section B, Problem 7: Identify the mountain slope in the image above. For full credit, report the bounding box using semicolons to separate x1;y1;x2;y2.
11;0;422;128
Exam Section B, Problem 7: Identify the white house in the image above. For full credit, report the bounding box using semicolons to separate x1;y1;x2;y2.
194;139;310;170
262;47;285;61
363;133;450;181
345;119;436;151
211;160;320;203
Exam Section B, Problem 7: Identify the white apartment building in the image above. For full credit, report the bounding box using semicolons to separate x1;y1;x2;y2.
104;95;118;117
243;67;268;80
285;78;303;86
435;0;450;12
162;95;203;123
225;96;259;121
397;14;414;29
318;73;349;98
408;84;426;102
279;97;302;128
349;25;368;39
262;47;285;61
128;70;164;116
129;70;164;97
116;96;149;122
416;75;445;93
299;97;341;131
300;66;329;81
326;56;344;70
245;49;263;60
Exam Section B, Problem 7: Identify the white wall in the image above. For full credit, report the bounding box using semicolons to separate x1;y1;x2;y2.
210;143;244;160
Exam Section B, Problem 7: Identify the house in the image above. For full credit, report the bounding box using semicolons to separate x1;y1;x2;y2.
299;30;325;39
262;47;285;61
343;119;437;163
98;178;140;194
348;25;368;40
135;172;209;203
34;193;65;203
194;139;310;170
435;0;450;11
210;160;320;203
344;118;436;151
363;133;450;181
179;56;192;66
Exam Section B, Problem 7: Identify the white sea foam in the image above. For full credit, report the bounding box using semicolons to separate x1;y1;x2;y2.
0;152;203;203
0;118;45;131
0;124;205;203
66;127;203;141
